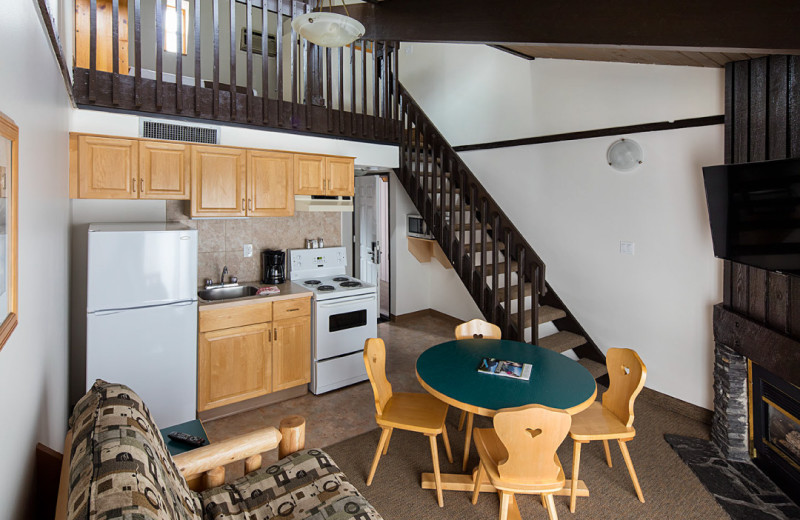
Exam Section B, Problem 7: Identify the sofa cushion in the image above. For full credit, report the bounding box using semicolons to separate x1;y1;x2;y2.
67;380;202;520
199;449;383;519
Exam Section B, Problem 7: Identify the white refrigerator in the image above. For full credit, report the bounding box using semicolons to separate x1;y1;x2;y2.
86;223;198;427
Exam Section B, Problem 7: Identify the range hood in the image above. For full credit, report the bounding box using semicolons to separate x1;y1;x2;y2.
294;195;353;212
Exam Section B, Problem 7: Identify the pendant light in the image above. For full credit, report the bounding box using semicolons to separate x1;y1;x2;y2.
291;0;365;48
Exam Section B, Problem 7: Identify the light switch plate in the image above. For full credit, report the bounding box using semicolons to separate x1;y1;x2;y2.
620;241;635;255
243;244;253;258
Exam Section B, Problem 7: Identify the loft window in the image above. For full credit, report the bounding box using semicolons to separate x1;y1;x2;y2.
164;0;189;54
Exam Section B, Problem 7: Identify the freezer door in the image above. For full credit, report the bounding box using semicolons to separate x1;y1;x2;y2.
86;301;197;426
88;228;197;311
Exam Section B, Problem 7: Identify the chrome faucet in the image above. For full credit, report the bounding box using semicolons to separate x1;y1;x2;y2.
220;265;228;285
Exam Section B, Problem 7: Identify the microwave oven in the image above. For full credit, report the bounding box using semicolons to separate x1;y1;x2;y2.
407;214;433;239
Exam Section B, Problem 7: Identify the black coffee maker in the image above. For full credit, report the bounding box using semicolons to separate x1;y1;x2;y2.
261;249;286;284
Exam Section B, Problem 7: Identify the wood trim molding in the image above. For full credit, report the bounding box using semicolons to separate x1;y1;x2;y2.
0;112;18;352
487;45;536;61
713;303;800;388
453;115;725;152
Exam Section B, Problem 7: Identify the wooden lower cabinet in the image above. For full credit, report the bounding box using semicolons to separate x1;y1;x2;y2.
197;323;272;412
197;297;311;412
273;316;311;391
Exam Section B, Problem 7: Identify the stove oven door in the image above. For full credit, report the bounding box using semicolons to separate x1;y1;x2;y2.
314;294;378;360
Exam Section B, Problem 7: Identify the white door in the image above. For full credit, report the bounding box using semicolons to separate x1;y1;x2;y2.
354;176;381;301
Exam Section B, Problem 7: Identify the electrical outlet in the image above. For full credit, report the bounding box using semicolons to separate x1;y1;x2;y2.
243;244;253;258
620;241;635;255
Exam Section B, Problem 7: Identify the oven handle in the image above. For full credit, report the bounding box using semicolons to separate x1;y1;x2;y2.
317;295;377;308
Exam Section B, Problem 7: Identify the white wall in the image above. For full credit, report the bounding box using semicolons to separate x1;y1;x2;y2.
399;44;725;409
400;43;725;146
0;2;72;517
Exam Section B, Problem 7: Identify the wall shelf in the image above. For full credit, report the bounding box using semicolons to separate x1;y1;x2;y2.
407;237;452;270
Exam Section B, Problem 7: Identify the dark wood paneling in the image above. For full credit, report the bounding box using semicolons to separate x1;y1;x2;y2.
767;272;789;332
768;55;788;160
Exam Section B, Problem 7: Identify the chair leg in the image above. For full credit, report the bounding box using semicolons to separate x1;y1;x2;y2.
545;493;559;520
570;440;583;513
366;428;391;486
458;410;467;431
602;439;612;467
382;428;393;455
471;461;485;504
429;434;444;507
462;412;474;472
541;494;547;509
441;424;454;463
499;491;511;520
618;439;644;503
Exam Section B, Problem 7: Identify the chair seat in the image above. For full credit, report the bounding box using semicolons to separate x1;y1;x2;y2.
377;392;448;434
569;401;635;441
473;427;565;493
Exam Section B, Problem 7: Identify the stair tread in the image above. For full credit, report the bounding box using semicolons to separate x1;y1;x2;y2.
577;358;609;379
496;283;532;300
475;261;518;275
508;305;567;328
454;222;491;231
464;241;505;252
538;331;587;353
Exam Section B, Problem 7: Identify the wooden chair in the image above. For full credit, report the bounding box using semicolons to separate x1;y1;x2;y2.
363;337;454;507
471;404;572;520
455;318;502;471
568;348;647;512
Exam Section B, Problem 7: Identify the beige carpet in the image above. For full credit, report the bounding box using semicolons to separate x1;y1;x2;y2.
324;396;731;520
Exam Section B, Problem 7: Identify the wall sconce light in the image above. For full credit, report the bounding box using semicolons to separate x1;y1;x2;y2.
607;138;643;172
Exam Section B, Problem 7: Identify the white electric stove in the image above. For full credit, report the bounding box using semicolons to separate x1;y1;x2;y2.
289;247;377;394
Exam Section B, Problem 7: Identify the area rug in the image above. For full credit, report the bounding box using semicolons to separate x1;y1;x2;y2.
666;434;800;520
322;399;731;520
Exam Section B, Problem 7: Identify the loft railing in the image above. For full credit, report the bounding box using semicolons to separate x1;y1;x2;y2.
72;0;401;141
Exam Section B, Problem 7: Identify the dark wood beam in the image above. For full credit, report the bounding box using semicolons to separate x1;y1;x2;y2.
453;115;724;152
488;45;535;61
338;1;800;52
714;304;800;388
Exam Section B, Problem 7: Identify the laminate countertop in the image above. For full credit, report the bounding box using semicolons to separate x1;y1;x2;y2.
197;281;313;310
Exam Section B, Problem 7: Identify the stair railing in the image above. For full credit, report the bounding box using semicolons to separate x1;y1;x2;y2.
398;84;544;343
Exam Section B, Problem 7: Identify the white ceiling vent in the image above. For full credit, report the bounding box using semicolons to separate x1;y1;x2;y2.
140;118;220;144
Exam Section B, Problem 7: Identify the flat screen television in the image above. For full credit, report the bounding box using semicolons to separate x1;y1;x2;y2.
703;157;800;276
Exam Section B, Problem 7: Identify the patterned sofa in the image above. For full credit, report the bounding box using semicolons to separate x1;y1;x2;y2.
55;381;383;520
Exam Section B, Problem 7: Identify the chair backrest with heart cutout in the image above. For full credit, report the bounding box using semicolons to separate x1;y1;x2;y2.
602;347;647;428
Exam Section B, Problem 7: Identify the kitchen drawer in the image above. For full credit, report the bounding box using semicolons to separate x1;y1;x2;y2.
273;297;311;320
199;301;273;332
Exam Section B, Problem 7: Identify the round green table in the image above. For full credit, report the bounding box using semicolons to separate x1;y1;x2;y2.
416;338;597;417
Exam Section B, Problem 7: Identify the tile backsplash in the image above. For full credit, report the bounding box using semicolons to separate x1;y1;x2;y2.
166;201;342;286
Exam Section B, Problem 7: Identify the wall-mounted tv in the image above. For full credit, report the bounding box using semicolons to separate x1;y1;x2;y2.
703;157;800;276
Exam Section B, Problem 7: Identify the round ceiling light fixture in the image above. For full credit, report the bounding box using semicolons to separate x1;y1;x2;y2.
607;138;644;172
292;1;365;48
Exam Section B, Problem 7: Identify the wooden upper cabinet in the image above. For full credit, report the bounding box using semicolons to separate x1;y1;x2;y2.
248;151;294;217
327;156;355;196
78;135;138;199
293;154;326;195
191;145;247;217
139;141;190;200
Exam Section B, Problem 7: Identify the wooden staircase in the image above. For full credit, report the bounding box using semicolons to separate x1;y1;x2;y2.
398;85;608;382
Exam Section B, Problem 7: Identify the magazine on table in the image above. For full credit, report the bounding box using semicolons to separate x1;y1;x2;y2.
476;357;533;381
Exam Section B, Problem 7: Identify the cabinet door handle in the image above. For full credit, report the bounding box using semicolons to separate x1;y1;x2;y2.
285;308;299;312
242;198;245;211
248;198;253;210
274;328;278;341
268;329;272;342
132;178;136;192
140;178;144;193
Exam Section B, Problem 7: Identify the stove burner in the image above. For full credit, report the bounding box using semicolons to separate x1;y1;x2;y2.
340;281;362;288
332;276;350;282
304;280;322;285
317;285;336;292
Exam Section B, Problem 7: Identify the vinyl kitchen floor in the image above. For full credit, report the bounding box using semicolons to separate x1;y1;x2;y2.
201;313;460;479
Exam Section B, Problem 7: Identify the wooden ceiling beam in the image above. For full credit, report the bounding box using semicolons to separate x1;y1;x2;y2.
336;0;800;53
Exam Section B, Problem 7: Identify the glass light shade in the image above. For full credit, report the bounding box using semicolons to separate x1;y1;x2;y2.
291;12;365;47
607;138;643;172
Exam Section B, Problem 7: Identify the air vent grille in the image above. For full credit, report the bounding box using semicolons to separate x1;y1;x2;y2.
140;119;219;144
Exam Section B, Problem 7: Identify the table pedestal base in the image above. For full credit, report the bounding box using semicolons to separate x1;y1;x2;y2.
421;472;589;518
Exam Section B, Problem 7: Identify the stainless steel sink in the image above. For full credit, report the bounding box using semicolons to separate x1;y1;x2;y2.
198;285;259;301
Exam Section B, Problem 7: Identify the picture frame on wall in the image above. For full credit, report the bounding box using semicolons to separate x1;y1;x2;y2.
0;112;18;351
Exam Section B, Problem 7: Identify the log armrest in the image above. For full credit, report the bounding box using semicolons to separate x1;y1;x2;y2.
173;426;282;480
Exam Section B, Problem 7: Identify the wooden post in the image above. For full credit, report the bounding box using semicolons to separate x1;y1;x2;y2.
244;454;262;474
204;466;225;488
279;415;306;458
